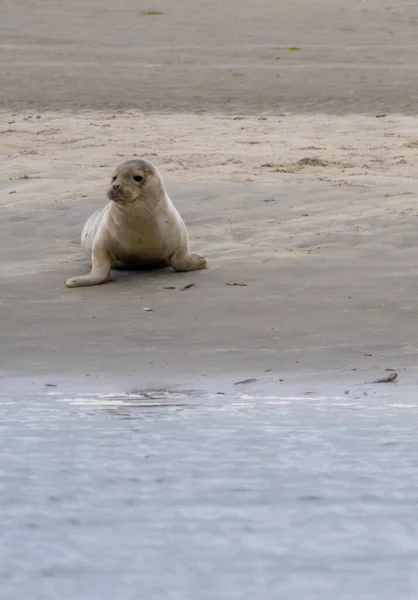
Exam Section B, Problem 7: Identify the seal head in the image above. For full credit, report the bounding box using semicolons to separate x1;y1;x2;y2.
107;159;165;205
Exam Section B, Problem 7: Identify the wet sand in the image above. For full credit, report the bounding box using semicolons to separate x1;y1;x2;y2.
1;1;418;395
2;0;418;115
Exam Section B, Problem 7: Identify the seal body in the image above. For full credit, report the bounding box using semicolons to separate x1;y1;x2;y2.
65;159;207;287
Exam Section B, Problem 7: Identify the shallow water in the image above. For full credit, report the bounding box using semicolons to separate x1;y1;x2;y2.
2;389;418;600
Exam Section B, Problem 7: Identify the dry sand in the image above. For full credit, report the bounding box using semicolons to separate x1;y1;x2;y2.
1;0;418;395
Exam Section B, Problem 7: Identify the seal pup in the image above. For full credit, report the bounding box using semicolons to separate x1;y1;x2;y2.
65;159;207;288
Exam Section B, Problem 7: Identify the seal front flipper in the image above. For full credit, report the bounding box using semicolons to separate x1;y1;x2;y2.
66;241;111;288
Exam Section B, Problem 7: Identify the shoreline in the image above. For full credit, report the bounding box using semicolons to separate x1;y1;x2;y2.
0;368;407;405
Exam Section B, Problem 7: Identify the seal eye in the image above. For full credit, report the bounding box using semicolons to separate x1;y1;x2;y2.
111;176;117;182
133;175;143;183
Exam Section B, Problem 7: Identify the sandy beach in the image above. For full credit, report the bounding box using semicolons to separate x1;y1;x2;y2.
1;0;418;394
4;4;418;598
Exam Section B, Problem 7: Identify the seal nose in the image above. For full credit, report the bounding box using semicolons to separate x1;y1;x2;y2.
112;183;122;192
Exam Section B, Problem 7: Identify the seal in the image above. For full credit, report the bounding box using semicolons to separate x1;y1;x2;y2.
65;159;207;288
